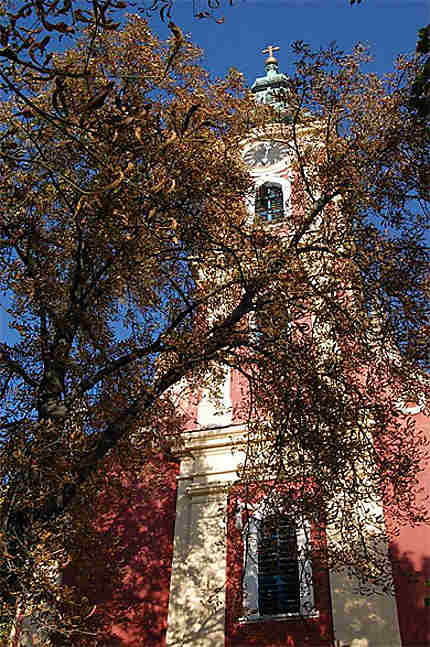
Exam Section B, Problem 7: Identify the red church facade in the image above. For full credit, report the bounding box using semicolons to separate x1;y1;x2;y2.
59;372;430;647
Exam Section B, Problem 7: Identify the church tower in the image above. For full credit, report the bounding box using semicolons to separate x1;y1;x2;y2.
163;47;422;647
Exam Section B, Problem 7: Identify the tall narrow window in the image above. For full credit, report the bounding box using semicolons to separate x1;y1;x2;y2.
258;516;300;615
255;183;284;222
241;506;315;619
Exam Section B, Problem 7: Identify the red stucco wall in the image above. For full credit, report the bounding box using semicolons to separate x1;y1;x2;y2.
385;411;430;647
63;454;179;647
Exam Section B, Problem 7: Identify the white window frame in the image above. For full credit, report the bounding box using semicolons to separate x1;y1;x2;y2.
245;174;291;224
240;500;317;622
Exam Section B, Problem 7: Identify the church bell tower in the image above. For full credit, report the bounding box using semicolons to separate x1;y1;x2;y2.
164;47;405;647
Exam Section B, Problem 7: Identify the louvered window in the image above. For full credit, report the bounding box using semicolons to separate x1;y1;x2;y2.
258;516;300;615
240;506;315;620
255;183;284;222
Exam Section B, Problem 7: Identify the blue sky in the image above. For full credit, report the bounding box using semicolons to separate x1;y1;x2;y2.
149;0;429;82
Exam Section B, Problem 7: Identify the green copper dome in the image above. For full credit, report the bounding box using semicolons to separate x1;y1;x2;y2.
251;46;290;120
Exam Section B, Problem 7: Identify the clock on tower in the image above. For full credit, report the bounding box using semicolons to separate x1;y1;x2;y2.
244;141;290;170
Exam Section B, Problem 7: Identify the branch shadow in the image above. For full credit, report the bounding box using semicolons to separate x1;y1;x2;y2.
62;454;179;647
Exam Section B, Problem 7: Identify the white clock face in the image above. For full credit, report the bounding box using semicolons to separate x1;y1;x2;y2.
244;141;289;169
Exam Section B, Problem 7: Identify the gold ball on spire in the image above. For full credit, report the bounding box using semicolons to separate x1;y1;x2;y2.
262;45;280;65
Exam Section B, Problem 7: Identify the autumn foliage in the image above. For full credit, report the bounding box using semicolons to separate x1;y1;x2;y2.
0;11;429;644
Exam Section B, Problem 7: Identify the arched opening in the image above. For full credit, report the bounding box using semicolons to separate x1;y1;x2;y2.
241;503;315;619
255;182;285;222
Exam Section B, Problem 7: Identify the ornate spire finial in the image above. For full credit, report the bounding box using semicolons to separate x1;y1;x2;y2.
262;44;280;65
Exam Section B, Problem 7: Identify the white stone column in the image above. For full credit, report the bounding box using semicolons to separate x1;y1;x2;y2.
166;478;228;647
166;419;245;647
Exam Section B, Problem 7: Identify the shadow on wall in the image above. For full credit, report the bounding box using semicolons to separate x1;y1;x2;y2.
224;484;335;647
59;445;430;647
390;541;430;647
61;453;180;647
329;541;430;647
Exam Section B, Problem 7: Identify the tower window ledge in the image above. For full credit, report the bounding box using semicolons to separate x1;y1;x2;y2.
255;216;286;227
237;610;319;623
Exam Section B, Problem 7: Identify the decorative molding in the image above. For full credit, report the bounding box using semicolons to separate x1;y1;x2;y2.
251;173;291;222
395;393;426;415
178;468;237;482
242;502;315;618
179;424;247;455
185;480;233;498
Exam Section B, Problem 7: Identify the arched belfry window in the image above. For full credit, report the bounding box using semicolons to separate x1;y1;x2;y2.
255;182;284;222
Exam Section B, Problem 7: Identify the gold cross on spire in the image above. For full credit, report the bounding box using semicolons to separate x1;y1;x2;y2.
262;45;279;64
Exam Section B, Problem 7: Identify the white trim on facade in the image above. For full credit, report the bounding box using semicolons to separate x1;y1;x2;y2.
395;392;426;415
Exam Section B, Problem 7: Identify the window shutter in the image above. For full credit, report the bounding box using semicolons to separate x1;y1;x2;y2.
296;521;315;615
266;184;284;220
258;516;300;615
255;185;268;214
